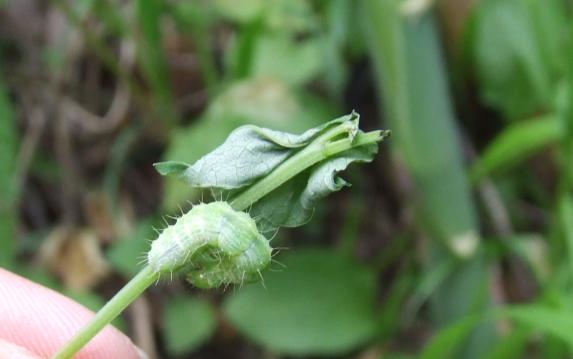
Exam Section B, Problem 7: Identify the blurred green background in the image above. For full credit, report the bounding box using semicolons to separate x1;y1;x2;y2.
1;0;573;358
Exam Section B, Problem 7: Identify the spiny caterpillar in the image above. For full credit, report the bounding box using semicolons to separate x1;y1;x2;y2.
147;201;272;288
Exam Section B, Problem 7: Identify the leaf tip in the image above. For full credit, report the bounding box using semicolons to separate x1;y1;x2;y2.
153;161;189;176
381;129;392;140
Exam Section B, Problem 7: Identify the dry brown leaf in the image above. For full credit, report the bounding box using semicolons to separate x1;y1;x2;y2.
39;226;110;291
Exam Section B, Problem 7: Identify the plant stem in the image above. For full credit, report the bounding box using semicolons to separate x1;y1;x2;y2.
51;266;158;359
53;124;388;359
230;129;388;210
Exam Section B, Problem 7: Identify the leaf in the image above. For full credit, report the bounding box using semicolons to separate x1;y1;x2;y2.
156;112;380;231
160;119;241;211
322;0;353;96
40;227;110;291
503;305;573;349
164;296;217;355
484;327;530;359
420;314;483;359
252;34;322;86
223;249;377;356
264;0;316;32
159;78;328;211
153;161;189;177
421;304;573;359
214;0;316;30
249;145;377;233
107;219;155;277
470;115;561;181
504;234;549;282
212;0;265;23
155;113;354;189
362;3;493;356
206;77;306;128
473;0;554;119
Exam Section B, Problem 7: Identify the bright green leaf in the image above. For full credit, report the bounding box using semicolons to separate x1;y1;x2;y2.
205;77;311;129
153;161;189;177
470;115;561;181
107;219;155;277
213;0;265;23
253;34;322;86
422;304;573;358
484;327;529;359
473;0;554;119
265;0;315;32
249;144;377;233
223;249;377;355
420;314;485;359
504;305;573;349
164;296;217;355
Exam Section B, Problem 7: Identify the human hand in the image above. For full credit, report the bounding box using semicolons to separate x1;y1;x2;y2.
0;269;142;359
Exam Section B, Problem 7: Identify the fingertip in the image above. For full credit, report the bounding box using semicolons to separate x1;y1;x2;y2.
0;268;140;359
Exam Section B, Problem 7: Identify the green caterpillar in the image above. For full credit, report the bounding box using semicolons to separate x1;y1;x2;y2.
147;201;272;288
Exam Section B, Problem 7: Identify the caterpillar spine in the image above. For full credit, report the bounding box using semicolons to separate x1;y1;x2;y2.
147;201;272;288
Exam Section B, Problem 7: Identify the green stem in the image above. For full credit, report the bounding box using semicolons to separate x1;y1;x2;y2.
51;266;158;359
230;130;388;210
52;124;388;359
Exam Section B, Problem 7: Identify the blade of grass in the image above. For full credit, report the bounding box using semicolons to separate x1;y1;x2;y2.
471;115;561;182
136;0;176;125
229;18;263;80
420;314;483;359
361;1;495;357
423;304;573;358
0;60;17;269
484;327;530;359
558;196;573;282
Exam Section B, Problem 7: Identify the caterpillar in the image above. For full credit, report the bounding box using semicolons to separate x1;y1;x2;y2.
147;201;272;288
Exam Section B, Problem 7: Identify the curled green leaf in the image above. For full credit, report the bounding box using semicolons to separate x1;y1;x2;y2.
155;112;388;232
154;112;358;190
250;145;378;233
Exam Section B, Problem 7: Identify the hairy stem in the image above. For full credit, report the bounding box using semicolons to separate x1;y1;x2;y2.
51;266;158;359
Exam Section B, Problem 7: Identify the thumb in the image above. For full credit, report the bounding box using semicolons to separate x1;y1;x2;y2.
0;268;141;358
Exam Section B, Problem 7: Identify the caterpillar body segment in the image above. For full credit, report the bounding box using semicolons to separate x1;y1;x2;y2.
147;202;272;288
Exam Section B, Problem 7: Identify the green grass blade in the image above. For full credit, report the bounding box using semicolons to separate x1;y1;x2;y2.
361;1;495;357
136;0;176;124
558;195;573;281
362;0;479;257
0;63;17;268
420;314;483;359
471;115;561;182
503;305;573;351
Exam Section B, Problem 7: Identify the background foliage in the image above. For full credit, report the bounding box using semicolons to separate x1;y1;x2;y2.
1;0;572;358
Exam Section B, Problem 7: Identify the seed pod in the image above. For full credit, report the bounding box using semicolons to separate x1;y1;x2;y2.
147;202;272;288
